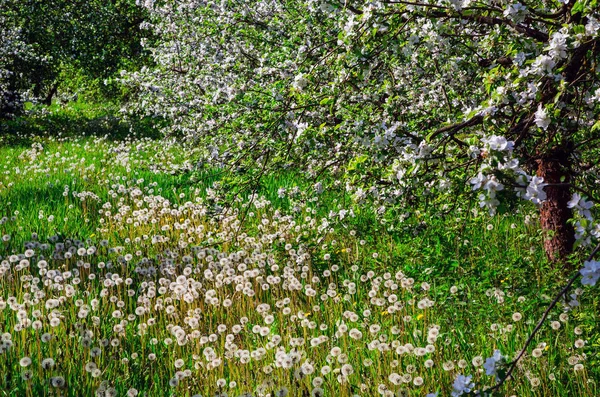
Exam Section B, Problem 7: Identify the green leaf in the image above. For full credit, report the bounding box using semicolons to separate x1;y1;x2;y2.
571;0;586;13
347;154;368;171
319;97;333;106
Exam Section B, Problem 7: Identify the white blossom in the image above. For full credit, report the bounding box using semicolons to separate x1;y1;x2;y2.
534;105;550;130
580;260;600;286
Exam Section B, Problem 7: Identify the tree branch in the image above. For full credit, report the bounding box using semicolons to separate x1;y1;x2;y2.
486;242;600;395
428;114;484;141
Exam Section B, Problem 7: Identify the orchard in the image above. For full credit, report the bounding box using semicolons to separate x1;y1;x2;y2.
1;1;599;396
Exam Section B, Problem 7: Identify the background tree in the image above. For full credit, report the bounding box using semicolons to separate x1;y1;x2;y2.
0;3;38;117
0;0;150;118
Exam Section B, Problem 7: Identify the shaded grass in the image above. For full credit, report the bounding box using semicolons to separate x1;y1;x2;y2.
0;101;160;148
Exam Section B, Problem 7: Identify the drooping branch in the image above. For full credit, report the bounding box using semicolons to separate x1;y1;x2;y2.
468;14;549;42
386;4;551;42
428;114;484;141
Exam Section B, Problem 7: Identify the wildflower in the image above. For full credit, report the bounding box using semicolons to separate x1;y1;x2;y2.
19;357;32;367
275;388;289;397
51;376;66;388
85;362;98;372
341;364;354;377
389;373;402;385
21;370;33;381
311;388;324;397
568;356;579;365
41;358;55;370
559;313;569;322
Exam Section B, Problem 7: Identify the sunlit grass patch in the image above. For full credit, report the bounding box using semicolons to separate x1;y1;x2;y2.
0;135;598;396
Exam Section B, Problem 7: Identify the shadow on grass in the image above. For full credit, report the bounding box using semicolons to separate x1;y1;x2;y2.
0;102;161;148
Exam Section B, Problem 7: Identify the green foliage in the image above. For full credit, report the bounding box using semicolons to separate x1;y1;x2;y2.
0;0;151;116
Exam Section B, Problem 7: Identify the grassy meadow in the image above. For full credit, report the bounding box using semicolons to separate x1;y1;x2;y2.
0;105;598;396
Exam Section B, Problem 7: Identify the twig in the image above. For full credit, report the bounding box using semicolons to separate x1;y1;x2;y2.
486;242;600;394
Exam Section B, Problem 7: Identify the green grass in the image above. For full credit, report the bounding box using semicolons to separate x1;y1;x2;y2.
0;101;159;148
0;128;598;397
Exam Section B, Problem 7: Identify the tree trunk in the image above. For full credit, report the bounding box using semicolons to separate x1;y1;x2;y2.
536;149;574;262
43;80;60;106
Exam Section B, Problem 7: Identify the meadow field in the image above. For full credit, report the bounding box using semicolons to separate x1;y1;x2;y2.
0;107;598;396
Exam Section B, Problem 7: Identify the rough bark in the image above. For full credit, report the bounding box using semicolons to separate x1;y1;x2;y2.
536;149;574;262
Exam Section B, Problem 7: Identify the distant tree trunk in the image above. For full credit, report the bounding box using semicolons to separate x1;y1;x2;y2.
536;148;574;262
43;80;60;106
